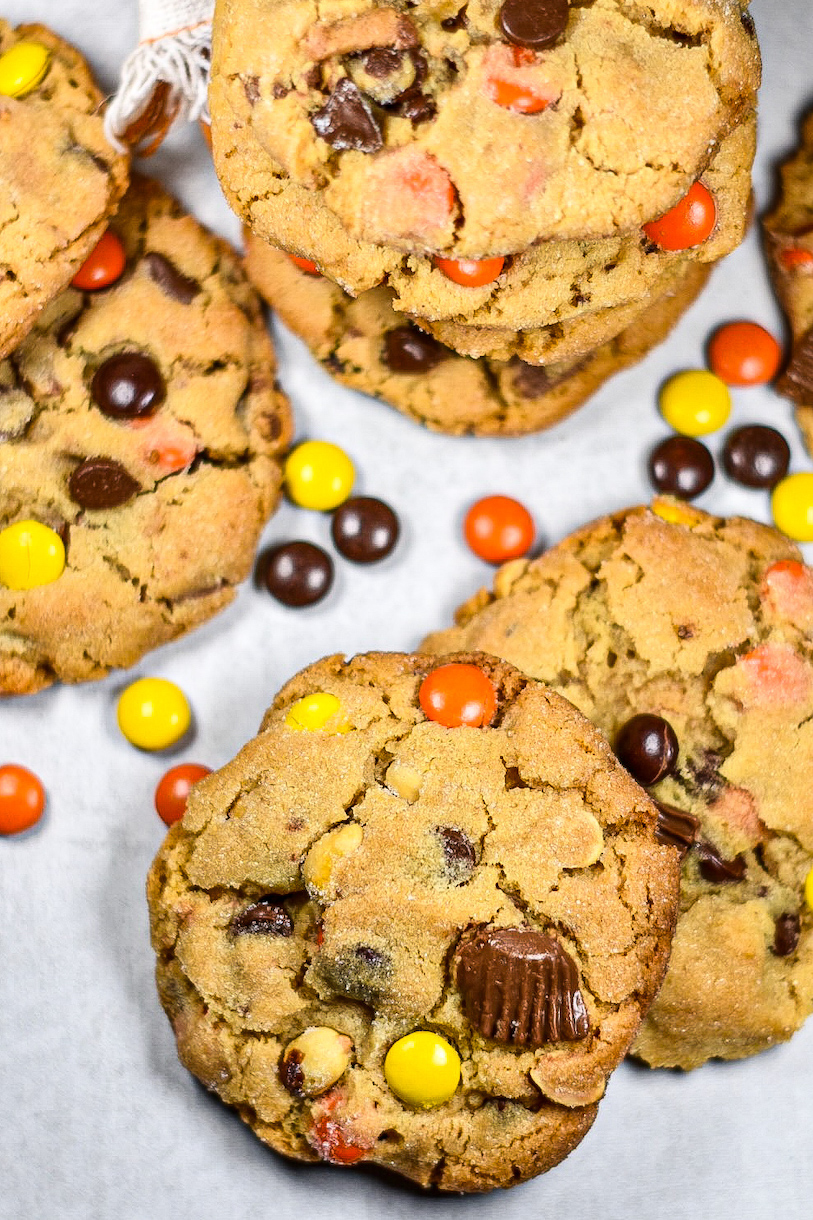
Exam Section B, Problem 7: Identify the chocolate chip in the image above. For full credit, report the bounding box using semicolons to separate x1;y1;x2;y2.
311;78;383;154
779;328;813;404
383;326;446;374
615;714;679;787
143;252;201;304
91;352;166;420
437;826;476;877
271;81;290;99
498;0;569;49
354;945;387;967
455;926;589;1047
244;75;260;104
259;541;334;607
648;436;714;499
696;841;747;884
441;6;467;30
68;457;141;510
230;896;294;936
331;497;400;564
773;912;801;957
360;48;403;77
279;1048;306;1097
654;801;700;852
722;425;790;489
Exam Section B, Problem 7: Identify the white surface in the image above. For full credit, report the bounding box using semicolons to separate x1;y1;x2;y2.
1;3;812;1218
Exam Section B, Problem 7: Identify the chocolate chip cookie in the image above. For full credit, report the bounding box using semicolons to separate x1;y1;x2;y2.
245;232;711;435
0;175;292;695
0;21;130;359
148;651;680;1190
424;503;813;1068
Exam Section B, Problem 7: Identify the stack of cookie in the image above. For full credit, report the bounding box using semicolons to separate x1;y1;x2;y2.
209;0;761;434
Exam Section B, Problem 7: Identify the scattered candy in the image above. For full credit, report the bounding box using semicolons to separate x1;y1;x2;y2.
303;822;363;899
68;458;140;509
708;321;782;386
289;253;321;276
761;559;813;625
482;43;560;113
464;494;535;563
648;436;713;499
285;692;349;733
722;425;790;489
419;663;497;728
154;763;211;826
261;541;334;606
284;440;355;511
805;866;813;912
643;181;716;251
434;256;505;288
71;230;127;291
615;714;679;786
659;369;731;436
280;1027;353;1097
0;41;50;98
91;352;166;420
771;472;813;542
0;764;45;835
780;246;813;272
117;678;191;751
331;497;399;563
384;1031;461;1108
0;520;65;590
309;1103;370;1164
650;497;705;527
383;326;446;374
498;0;569;48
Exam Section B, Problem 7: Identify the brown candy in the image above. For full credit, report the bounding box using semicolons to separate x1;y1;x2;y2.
91;352;166;420
455;925;589;1047
778;328;813;405
331;497;399;563
649;436;714;499
695;841;747;884
143;252;201;304
773;913;801;957
615;714;679;787
311;79;383;154
654;801;700;852
498;0;569;49
383;326;446;374
722;425;790;489
230;896;294;936
259;541;334;607
68;458;141;510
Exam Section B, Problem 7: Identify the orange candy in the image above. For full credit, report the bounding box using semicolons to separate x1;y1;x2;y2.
0;763;45;835
309;1114;369;1164
154;763;212;826
780;246;813;272
643;182;716;251
419;663;497;728
464;495;535;564
289;253;321;276
71;230;126;290
434;255;505;287
483;44;560;113
708;321;782;386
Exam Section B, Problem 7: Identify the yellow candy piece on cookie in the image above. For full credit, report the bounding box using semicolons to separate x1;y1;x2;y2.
117;678;191;751
805;865;813;913
303;822;363;899
285;441;355;511
650;497;705;527
384;1032;461;1108
0;520;65;589
285;692;349;733
771;473;813;542
660;370;731;436
0;41;50;97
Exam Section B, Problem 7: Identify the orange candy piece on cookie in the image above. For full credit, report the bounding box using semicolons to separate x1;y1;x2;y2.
434;255;505;287
72;230;126;291
734;643;812;708
483;43;560;113
419;663;497;728
366;149;456;245
644;182;716;251
761;560;813;629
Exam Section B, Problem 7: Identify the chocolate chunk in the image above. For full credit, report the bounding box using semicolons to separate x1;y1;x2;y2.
696;841;747;884
396;89;436;124
360;48;403;77
654;801;700;851
455;926;589;1047
279;1048;306;1097
722;425;790;489
354;945;387;968
331;496;400;563
244;75;260;104
437;826;476;877
684;751;725;799
68;457;141;510
230;896;294;936
272;81;290;99
773;912;801;957
383;326;446;373
441;7;468;30
259;541;334;607
512;362;552;398
615;714;679;787
779;328;813;404
498;0;569;49
91;352;166;420
143;252;201;304
648;436;714;499
311;79;383;154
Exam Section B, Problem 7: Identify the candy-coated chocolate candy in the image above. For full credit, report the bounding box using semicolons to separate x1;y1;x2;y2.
289;253;321;276
643;181;716;251
771;472;813;542
434;256;505;287
0;41;50;97
284;441;355;511
648;436;714;499
309;1111;369;1164
331;497;399;563
260;541;334;606
0;520;65;590
464;495;535;563
650;497;705;527
285;692;349;733
659;370;731;436
708;321;782;386
419;664;497;728
0;764;45;835
117;678;191;751
71;230;127;291
154;763;211;826
383;326;446;374
384;1031;461;1108
92;352;166;420
498;0;569;49
722;425;790;489
780;246;813;272
482;43;560;113
805;865;813;912
615;714;679;786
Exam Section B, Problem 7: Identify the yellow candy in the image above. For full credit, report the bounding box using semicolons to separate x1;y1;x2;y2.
659;370;731;436
384;1031;461;1109
771;473;813;542
805;866;813;912
650;497;706;527
0;520;65;590
285;441;355;511
285;692;349;733
117;678;191;751
0;41;50;98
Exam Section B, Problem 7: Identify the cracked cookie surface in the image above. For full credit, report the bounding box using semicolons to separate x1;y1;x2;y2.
245;231;710;435
423;505;813;1067
211;0;759;260
0;21;129;359
0;175;292;694
147;650;680;1191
